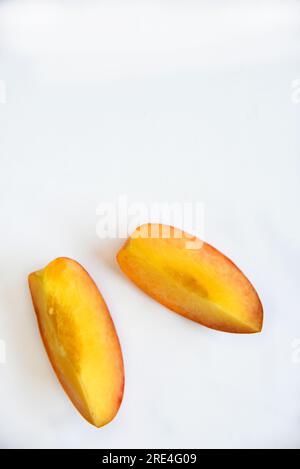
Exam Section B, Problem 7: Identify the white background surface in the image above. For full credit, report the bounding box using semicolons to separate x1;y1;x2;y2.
0;0;300;449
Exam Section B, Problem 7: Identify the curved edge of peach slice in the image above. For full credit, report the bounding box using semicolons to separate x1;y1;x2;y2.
117;224;263;334
28;257;124;427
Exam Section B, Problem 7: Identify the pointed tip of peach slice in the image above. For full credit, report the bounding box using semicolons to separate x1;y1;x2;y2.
117;224;263;334
28;257;124;427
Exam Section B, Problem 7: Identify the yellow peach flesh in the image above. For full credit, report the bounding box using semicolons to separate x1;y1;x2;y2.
28;257;124;427
117;224;263;334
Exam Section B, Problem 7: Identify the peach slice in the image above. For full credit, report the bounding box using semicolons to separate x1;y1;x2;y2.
28;257;124;427
117;224;263;334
